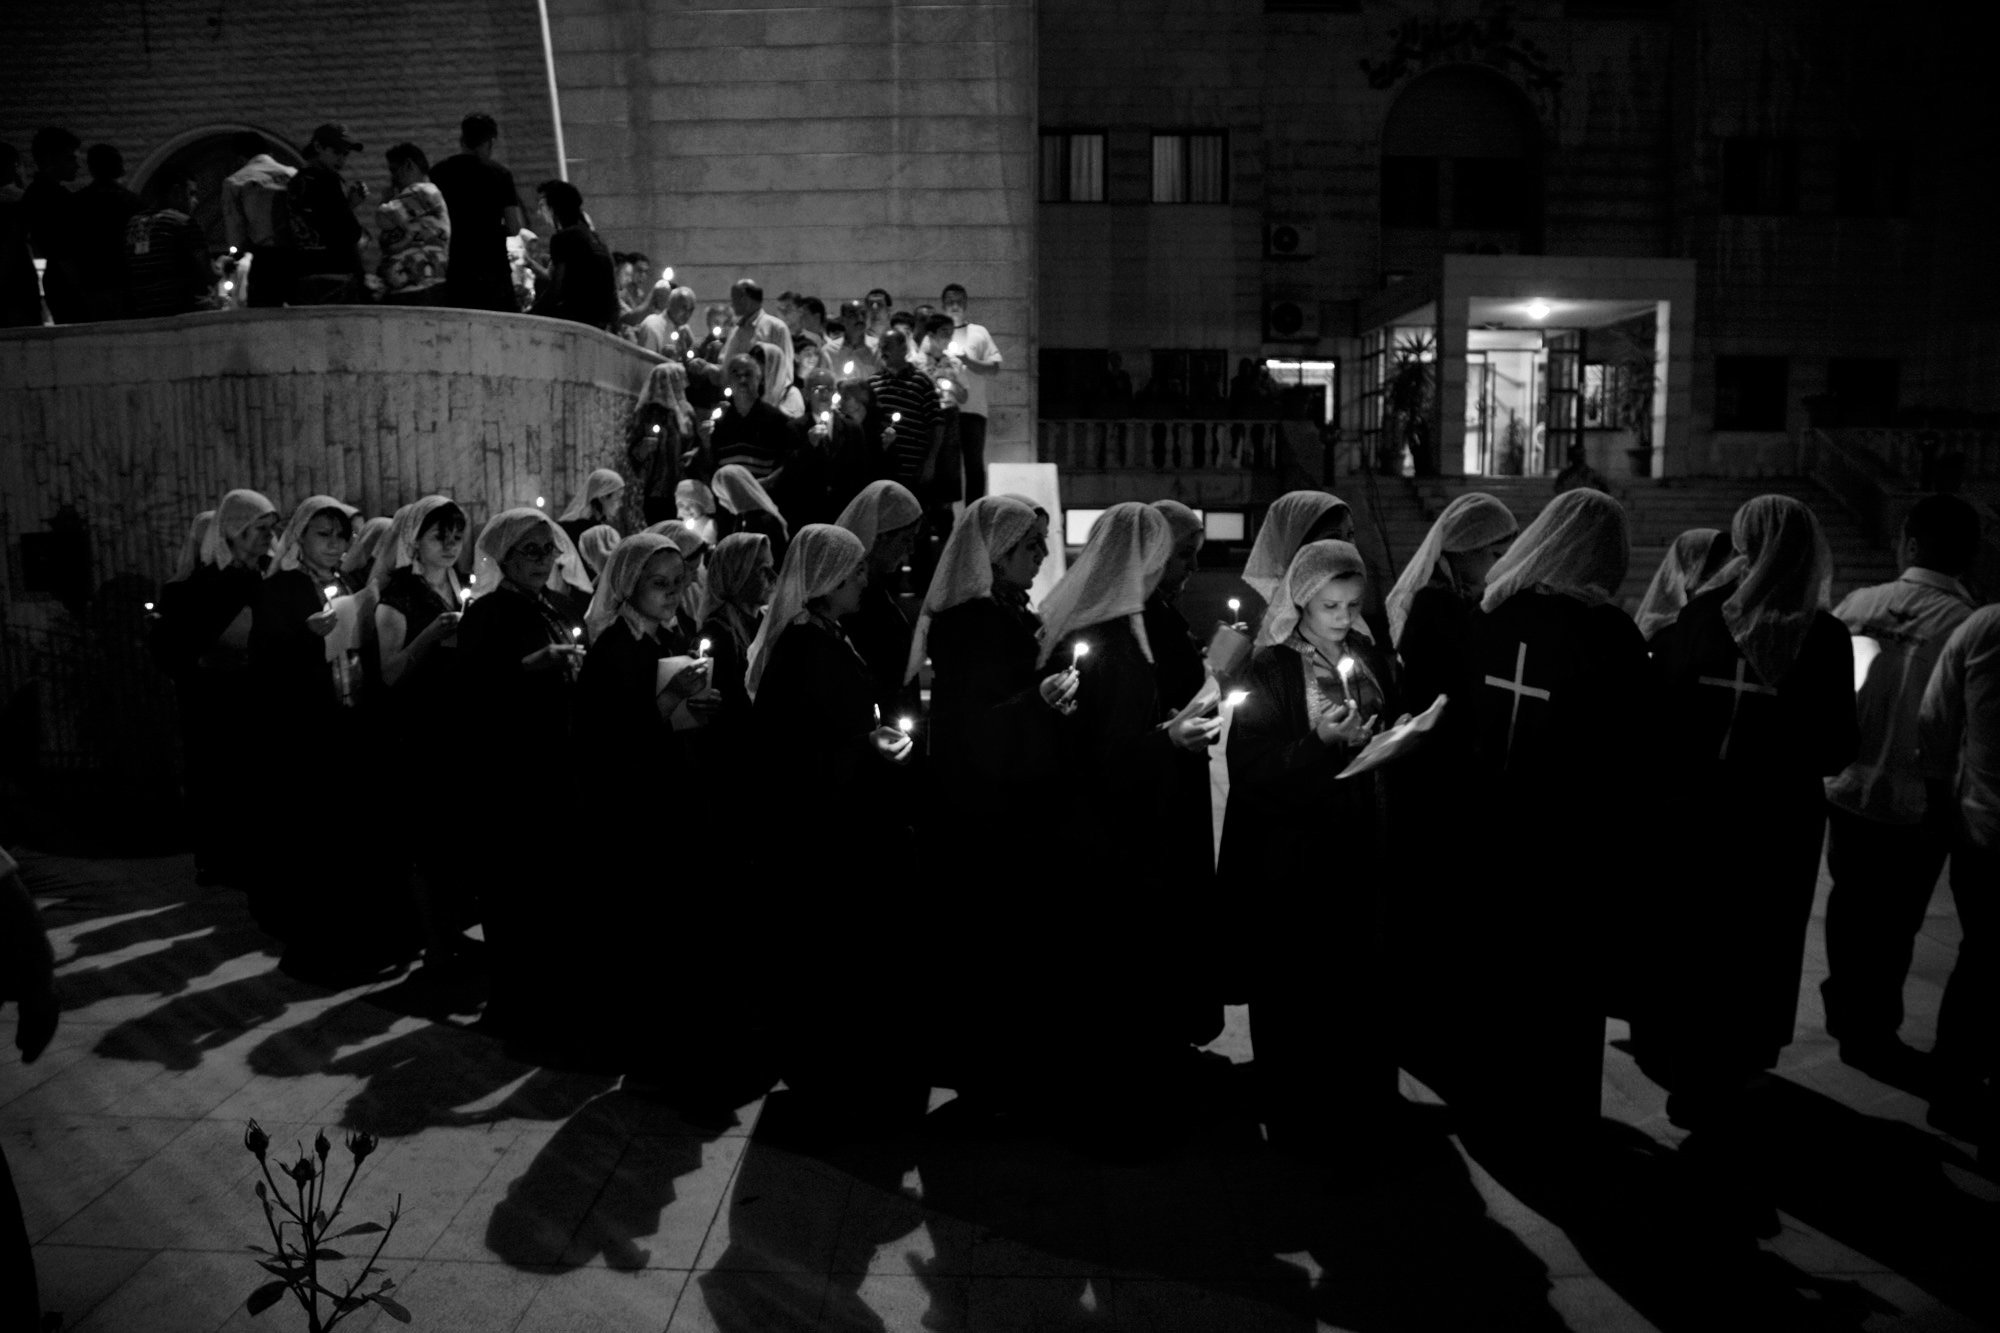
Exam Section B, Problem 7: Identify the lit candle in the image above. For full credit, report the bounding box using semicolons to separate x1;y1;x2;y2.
1336;655;1355;704
938;378;953;393
1072;641;1090;671
322;582;340;607
1227;597;1241;619
818;410;832;425
535;496;546;508
832;393;843;408
873;703;883;727
662;265;674;282
711;406;724;422
1225;689;1249;711
569;625;583;643
696;638;712;662
891;411;902;425
711;325;722;338
843;361;855;375
143;600;155;613
898;715;914;735
723;386;733;398
652;423;662;435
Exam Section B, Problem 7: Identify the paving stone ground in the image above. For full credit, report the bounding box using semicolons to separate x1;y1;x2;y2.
6;809;1994;1331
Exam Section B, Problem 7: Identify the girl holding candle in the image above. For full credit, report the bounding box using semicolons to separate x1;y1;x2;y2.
711;463;790;566
644;518;711;643
835;479;924;719
459;508;592;1043
628;360;698;525
675;478;721;546
693;532;776;767
1240;490;1354;646
252;495;361;740
1218;538;1400;1164
155;490;277;886
370;496;479;976
556;466;628;550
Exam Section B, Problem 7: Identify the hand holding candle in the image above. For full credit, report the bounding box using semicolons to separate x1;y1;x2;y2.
696;637;712;663
1227;597;1242;626
1336;654;1355;703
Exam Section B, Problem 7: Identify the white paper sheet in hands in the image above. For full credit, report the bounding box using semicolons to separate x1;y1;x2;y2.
655;655;716;730
1335;693;1448;780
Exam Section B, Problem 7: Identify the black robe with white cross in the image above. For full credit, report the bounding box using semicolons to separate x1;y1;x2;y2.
1639;584;1856;1087
1457;588;1659;1136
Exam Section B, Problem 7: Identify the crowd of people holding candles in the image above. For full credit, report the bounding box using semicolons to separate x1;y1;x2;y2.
143;435;1995;1185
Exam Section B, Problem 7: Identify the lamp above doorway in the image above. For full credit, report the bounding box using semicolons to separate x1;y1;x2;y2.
1526;298;1552;320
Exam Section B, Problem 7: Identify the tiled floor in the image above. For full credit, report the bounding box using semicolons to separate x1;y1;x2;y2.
5;830;1994;1332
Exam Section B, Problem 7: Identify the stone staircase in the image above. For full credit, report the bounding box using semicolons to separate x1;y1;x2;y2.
1353;474;1900;611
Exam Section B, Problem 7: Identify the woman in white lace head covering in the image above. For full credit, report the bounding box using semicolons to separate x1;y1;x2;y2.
1242;489;1352;600
644;517;711;635
1632;527;1730;642
201;489;280;571
171;510;217;582
1712;495;1835;686
711;463;790;572
1481;487;1630;615
676;478;720;546
267;495;360;582
837;479;923;558
583;532;691;643
341;516;394;587
837;479;926;714
575;523;622;578
468;507;593;605
630;361;698;525
1036;501;1174;669
745;524;865;700
906;495;1040;683
1641;494;1855;1095
558;467;626;544
1386;493;1519;647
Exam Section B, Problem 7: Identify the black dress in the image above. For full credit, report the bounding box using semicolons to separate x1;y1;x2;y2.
925;594;1056;831
842;583;918;722
457;582;581;1038
1042;617;1213;1091
154;561;262;881
752;617;926;1119
376;569;469;894
1144;590;1219;884
1219;637;1401;1151
1387;577;1485;1070
1458;589;1660;1143
1642;585;1857;1090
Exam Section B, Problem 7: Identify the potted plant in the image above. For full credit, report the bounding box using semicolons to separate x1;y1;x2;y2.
1384;333;1437;476
1613;351;1658;478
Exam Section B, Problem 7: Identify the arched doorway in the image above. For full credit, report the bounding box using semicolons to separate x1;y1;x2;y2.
1379;65;1544;276
129;124;305;250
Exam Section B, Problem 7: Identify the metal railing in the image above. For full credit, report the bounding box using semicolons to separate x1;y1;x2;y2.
1037;418;1287;472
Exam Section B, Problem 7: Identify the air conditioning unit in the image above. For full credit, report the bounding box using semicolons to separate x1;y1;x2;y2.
1265;299;1320;342
1264;222;1316;259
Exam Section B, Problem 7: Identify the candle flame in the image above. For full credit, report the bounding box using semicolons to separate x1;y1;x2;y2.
873;704;883;725
1336;656;1355;680
939;379;953;392
1228;598;1241;614
1225;689;1249;709
819;411;832;424
322;583;340;601
143;601;155;612
898;716;914;734
711;407;724;420
891;411;902;424
535;496;546;508
723;386;733;398
712;326;722;337
697;638;711;659
570;625;583;641
662;265;673;282
843;361;855;375
1072;642;1090;666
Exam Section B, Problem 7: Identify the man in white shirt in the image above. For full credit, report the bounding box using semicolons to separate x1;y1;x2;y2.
1919;596;2000;1149
941;283;1002;500
221;131;297;307
692;278;792;410
1823;495;1981;1080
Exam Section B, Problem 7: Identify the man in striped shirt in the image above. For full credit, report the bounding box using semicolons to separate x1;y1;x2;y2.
867;329;942;491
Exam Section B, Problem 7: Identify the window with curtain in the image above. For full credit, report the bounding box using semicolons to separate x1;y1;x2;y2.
1151;132;1228;203
1039;132;1106;203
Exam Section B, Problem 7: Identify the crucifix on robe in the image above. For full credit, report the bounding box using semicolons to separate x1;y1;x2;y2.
1484;640;1551;766
1698;656;1778;761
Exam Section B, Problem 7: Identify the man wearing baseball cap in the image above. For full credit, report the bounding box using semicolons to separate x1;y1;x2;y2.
289;122;367;303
